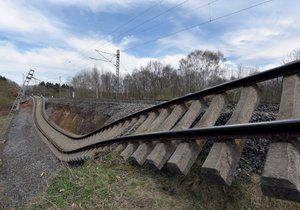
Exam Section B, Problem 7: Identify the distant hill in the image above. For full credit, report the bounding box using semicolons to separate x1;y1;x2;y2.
0;75;19;113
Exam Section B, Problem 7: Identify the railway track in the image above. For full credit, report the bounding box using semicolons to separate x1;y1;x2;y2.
32;61;300;202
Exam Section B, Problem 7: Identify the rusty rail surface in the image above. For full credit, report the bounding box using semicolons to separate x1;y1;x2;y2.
32;60;300;202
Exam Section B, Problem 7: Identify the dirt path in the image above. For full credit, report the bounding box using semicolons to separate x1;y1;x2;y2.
0;106;60;209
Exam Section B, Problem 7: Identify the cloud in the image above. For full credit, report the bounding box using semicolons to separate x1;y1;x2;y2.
1;0;300;86
47;0;148;13
157;30;216;54
0;41;90;82
0;37;185;85
221;19;300;65
0;1;64;35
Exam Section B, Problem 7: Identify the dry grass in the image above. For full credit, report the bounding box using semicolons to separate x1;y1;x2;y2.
28;153;300;210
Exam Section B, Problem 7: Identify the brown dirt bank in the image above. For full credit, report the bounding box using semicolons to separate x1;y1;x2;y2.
45;98;154;135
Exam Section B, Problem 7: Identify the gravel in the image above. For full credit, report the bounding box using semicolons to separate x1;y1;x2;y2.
0;100;281;208
0;107;60;209
199;103;279;178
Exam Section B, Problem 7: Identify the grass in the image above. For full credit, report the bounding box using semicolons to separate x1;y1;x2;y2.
28;152;300;210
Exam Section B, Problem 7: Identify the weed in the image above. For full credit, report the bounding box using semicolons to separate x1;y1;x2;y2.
28;153;300;210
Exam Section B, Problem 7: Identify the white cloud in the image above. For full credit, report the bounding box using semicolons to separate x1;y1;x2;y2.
1;0;300;86
0;37;185;85
225;28;282;46
0;0;64;35
221;21;300;65
47;0;150;13
160;54;185;68
158;30;217;54
0;41;90;82
276;17;294;27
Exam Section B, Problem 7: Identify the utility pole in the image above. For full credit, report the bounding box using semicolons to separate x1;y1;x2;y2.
89;49;121;99
0;69;34;143
59;76;61;98
116;49;120;98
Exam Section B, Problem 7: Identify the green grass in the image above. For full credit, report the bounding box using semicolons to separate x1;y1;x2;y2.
0;87;15;107
28;152;300;210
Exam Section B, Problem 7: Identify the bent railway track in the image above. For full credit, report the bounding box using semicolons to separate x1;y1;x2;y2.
32;61;300;202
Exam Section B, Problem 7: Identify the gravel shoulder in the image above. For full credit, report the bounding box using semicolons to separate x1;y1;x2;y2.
0;106;60;209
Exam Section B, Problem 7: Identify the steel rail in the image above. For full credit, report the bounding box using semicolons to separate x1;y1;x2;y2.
32;97;66;153
33;95;300;154
42;60;300;140
112;119;300;143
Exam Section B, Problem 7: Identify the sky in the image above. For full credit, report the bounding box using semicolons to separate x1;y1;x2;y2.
0;0;299;84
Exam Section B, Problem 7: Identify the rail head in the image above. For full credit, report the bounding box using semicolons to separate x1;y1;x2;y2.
35;97;300;153
79;60;300;137
39;61;300;139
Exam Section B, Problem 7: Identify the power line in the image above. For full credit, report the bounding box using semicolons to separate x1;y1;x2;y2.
63;0;190;72
133;0;219;35
111;0;190;42
95;50;116;65
64;0;165;66
94;49;116;56
109;0;165;35
124;0;273;52
42;0;272;80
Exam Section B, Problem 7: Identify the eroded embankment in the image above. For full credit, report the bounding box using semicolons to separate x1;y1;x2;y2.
45;99;279;176
45;98;154;135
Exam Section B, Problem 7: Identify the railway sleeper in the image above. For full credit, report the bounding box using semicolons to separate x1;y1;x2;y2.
202;85;261;186
262;74;300;202
129;142;155;166
32;62;300;203
167;93;227;175
122;99;205;169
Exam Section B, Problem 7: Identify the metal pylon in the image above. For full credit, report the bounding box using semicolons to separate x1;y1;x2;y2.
0;69;34;142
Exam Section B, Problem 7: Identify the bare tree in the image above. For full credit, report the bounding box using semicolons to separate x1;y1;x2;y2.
69;49;229;100
90;66;101;99
179;50;225;92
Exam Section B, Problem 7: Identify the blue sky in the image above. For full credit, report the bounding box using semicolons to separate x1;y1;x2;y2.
0;0;299;84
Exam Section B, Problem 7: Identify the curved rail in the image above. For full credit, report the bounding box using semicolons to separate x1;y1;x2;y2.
41;60;300;140
34;96;300;152
32;61;300;202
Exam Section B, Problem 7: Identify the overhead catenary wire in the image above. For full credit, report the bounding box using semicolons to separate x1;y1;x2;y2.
112;0;190;41
64;0;166;65
90;0;191;55
94;49;116;56
74;0;219;74
134;0;220;35
123;0;274;52
65;0;190;75
109;0;165;35
90;49;118;67
39;0;273;84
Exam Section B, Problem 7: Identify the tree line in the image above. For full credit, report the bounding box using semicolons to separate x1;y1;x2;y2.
69;50;229;100
0;76;19;107
33;81;73;98
35;49;300;103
